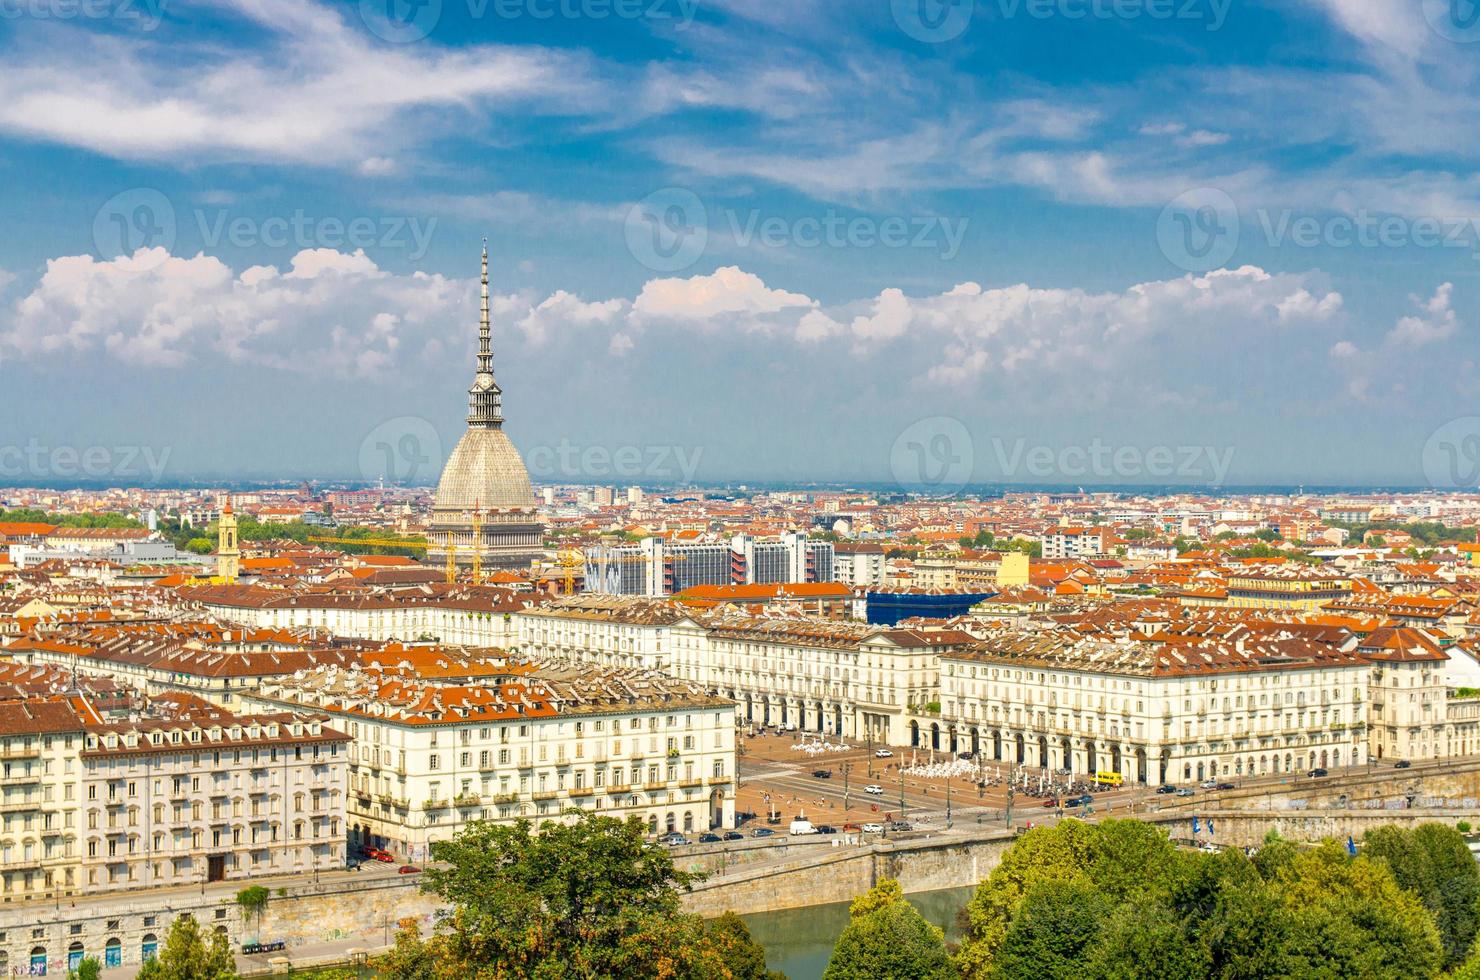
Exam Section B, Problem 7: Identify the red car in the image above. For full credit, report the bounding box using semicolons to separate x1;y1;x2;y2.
398;865;421;875
365;847;394;863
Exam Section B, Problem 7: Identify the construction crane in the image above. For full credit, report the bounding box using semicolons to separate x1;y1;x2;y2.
555;549;688;596
470;505;483;587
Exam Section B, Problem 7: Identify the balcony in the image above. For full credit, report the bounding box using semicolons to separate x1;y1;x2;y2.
375;793;408;808
492;793;519;805
422;799;449;811
606;784;631;795
642;781;667;792
678;779;704;789
453;794;481;809
0;797;40;812
531;790;559;801
0;771;40;786
0;745;40;761
567;787;594;797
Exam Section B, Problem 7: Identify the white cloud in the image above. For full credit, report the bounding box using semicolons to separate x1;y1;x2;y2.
633;266;815;324
1387;283;1458;347
358;157;398;177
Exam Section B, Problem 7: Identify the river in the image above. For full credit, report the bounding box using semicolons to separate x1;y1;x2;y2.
740;885;976;980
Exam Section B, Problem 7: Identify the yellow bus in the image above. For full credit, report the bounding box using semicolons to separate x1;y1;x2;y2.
1093;771;1123;787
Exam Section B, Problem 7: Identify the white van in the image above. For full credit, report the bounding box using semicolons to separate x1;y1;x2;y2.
789;819;818;836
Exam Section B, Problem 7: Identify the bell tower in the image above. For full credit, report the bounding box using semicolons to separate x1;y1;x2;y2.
217;496;240;582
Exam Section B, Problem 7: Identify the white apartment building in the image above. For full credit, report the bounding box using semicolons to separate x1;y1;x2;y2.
939;629;1371;785
79;713;349;893
666;614;975;746
242;661;736;863
1040;527;1107;560
514;596;691;672
180;584;536;648
833;543;887;587
0;700;348;907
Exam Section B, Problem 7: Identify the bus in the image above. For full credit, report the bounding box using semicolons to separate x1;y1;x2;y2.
1093;771;1123;788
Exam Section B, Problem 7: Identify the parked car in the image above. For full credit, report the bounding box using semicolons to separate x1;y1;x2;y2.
842;822;862;832
1065;794;1093;808
861;823;884;834
1201;779;1219;789
1041;797;1061;808
659;833;690;846
864;784;884;795
811;769;832;778
874;749;893;758
365;848;394;863
957;752;974;760
815;824;838;835
1395;760;1412;769
789;819;818;836
885;821;913;832
723;831;744;841
698;833;722;844
751;828;776;838
398;865;421;875
1175;788;1195;797
1308;767;1328;778
1155;784;1177;794
1215;782;1236;791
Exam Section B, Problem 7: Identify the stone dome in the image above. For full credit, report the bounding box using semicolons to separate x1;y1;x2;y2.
432;428;537;513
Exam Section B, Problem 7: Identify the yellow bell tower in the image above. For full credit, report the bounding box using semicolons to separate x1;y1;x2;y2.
217;496;240;582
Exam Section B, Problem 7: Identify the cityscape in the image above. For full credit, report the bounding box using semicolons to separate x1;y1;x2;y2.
4;1;1480;979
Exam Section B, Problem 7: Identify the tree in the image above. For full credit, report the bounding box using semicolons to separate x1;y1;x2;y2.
703;912;784;980
1366;824;1480;969
137;916;238;980
823;879;952;980
385;811;758;979
1273;841;1443;978
68;958;102;980
990;879;1108;979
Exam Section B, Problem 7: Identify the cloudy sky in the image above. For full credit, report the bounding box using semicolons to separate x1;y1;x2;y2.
1;0;1478;489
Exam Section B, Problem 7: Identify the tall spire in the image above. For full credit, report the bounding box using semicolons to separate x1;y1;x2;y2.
478;238;492;376
467;237;504;429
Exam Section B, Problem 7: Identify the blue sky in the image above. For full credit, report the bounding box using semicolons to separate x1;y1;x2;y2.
1;0;1478;489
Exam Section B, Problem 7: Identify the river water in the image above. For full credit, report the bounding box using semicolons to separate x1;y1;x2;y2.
740;885;976;980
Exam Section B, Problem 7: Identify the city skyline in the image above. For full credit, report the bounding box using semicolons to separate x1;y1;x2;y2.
2;1;1479;487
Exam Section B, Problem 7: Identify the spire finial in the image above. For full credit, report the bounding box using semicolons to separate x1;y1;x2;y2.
468;238;503;428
